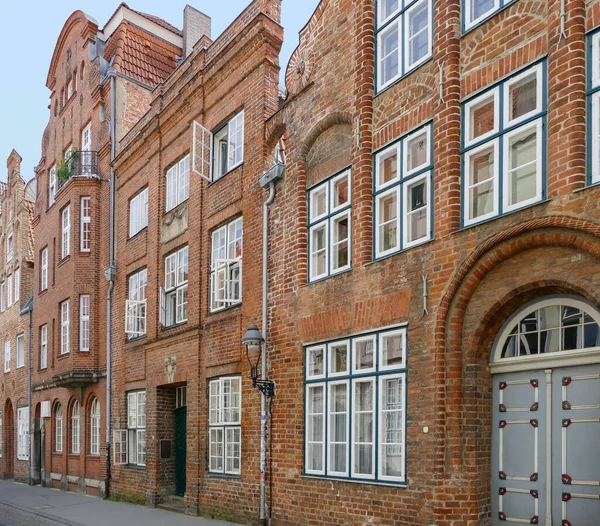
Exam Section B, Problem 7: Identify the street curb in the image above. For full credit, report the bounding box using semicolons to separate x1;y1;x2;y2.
0;496;83;526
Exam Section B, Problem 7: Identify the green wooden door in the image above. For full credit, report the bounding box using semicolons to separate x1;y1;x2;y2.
174;406;187;497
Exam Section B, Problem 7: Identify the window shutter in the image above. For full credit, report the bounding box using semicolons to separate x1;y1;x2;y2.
192;121;213;182
112;429;128;465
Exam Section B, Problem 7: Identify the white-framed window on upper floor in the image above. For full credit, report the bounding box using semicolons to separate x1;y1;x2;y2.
62;206;71;259
67;77;74;100
165;155;190;212
90;398;100;456
210;217;243;312
588;30;600;185
4;340;10;373
55;403;63;453
14;268;20;303
6;232;13;262
81;122;92;175
0;281;5;312
376;0;433;92
213;111;244;181
49;165;57;206
374;122;432;259
161;246;188;327
463;0;515;33
209;376;242;475
61;299;70;355
80;197;91;252
41;247;48;292
308;169;352;282
17;406;29;460
126;268;147;339
304;326;407;484
71;401;80;454
16;334;24;369
6;274;12;308
462;61;546;227
129;188;148;238
79;295;90;352
40;324;48;370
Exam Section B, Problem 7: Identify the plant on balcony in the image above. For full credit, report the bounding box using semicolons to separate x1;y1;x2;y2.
56;148;78;186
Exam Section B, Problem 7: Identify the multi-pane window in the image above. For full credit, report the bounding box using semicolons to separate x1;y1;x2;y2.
4;341;10;372
129;188;148;238
6;233;13;262
126;269;147;338
209;376;242;475
72;401;80;454
14;268;19;303
589;31;600;184
62;206;71;258
81;123;92;175
374;123;432;258
127;391;146;466
376;0;433;91
61;300;70;355
305;326;407;483
41;248;48;291
210;218;243;312
0;282;4;312
464;0;514;32
16;334;24;369
462;62;545;227
165;155;190;212
17;407;29;460
6;275;12;308
40;325;48;370
49;165;57;206
213;111;244;181
308;169;351;281
79;295;90;352
162;247;188;326
90;398;100;455
80;197;91;252
55;404;63;453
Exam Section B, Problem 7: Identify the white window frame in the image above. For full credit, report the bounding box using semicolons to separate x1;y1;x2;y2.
463;139;500;226
41;247;48;291
306;345;326;380
376;0;432;91
17;406;29;460
6;233;13;262
90;398;100;456
6;275;12;308
16;334;24;369
126;391;146;466
350;377;376;480
14;268;20;303
378;0;402;27
378;373;406;482
4;341;10;372
210;218;243;312
326;379;350;477
328;339;350;378
80;197;91;252
464;0;501;31
61;300;70;355
502;63;544;128
129;188;148;238
163;246;188;326
589;33;600;184
165;155;190;212
81;122;92;152
40;325;48;370
402;170;431;249
464;88;500;149
212;111;245;181
79;295;90;352
71;401;80;454
49;165;57;206
208;376;242;475
62;206;71;259
305;382;325;475
55;404;63;453
126;269;147;338
352;335;377;375
0;282;4;312
378;328;407;371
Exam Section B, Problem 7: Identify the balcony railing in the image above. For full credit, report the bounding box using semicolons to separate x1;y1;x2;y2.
57;151;99;191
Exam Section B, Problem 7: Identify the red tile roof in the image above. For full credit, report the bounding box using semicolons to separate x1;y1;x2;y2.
105;21;181;86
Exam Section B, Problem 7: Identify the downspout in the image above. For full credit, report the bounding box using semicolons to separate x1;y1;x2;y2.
27;303;33;485
105;68;117;498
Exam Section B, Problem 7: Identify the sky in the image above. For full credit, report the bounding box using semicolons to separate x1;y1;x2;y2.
0;0;320;182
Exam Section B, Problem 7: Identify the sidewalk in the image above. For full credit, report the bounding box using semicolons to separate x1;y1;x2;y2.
0;480;243;526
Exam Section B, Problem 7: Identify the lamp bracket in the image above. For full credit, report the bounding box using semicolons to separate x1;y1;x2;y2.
253;379;275;398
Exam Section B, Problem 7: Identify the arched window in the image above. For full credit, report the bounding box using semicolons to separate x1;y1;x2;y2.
493;297;600;366
90;399;100;456
71;401;80;454
55;403;63;453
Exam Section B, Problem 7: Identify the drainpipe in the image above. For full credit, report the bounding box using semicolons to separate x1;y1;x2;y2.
25;298;33;485
258;162;285;526
104;68;117;498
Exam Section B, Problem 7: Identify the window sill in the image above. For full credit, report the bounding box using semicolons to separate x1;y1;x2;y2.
375;57;433;97
207;473;241;479
304;267;353;287
573;181;600;194
127;227;148;242
370;237;435;266
52;452;63;455
164;199;189;216
123;464;146;471
57;255;71;268
79;251;91;256
162;321;188;331
87;454;101;459
57;352;70;360
208;303;242;316
38;289;48;297
126;335;147;345
208;162;244;187
453;198;552;234
461;1;518;37
302;474;407;488
4;370;11;374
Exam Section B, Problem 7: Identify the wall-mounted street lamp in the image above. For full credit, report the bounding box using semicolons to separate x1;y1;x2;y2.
242;324;275;398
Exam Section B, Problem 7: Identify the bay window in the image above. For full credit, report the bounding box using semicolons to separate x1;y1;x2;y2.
304;326;407;483
209;376;242;475
210;217;243;312
462;62;546;227
374;123;432;259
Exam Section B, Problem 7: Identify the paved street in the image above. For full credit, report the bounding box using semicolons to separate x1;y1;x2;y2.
0;480;243;526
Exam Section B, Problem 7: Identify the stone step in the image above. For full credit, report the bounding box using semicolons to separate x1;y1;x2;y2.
157;496;187;515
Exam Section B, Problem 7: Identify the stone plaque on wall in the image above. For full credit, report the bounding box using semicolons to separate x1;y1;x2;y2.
161;202;189;244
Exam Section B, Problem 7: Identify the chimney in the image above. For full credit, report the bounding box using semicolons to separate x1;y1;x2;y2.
183;5;211;58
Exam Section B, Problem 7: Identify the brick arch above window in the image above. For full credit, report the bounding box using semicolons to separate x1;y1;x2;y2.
306;123;352;189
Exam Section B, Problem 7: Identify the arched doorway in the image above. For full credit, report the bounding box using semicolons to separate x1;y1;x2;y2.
490;296;600;525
